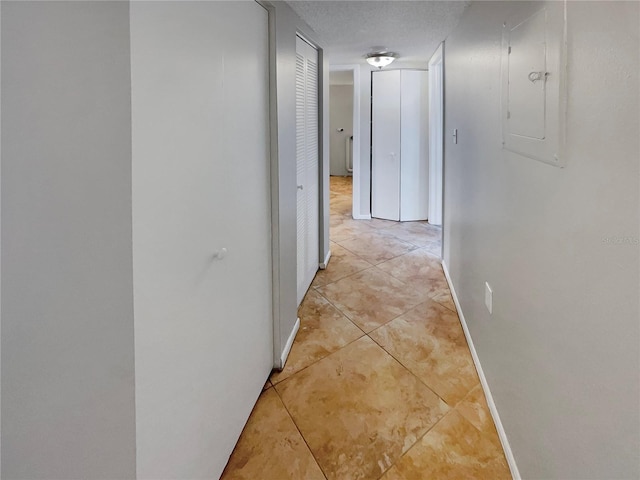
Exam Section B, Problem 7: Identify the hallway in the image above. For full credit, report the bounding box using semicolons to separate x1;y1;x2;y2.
222;176;511;480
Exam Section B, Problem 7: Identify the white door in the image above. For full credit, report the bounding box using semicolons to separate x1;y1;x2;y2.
372;70;429;222
296;36;319;305
130;2;272;478
372;70;401;221
400;70;429;221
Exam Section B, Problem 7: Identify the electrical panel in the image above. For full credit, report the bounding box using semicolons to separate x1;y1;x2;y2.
501;2;567;167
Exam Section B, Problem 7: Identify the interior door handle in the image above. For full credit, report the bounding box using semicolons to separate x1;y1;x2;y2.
297;184;304;190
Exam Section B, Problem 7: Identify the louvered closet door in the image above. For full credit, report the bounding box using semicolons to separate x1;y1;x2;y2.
296;36;319;306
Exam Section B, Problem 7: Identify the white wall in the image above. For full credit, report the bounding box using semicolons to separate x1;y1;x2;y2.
443;2;639;478
1;2;136;478
270;1;329;357
130;2;273;478
330;84;353;176
1;3;3;475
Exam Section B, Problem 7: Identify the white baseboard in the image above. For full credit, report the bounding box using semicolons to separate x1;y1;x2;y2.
279;317;300;370
319;250;331;270
352;213;371;220
441;261;521;480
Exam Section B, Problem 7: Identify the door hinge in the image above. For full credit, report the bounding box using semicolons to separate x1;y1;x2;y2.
508;46;512;54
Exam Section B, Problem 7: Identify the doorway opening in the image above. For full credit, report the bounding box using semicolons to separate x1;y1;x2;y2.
329;64;364;221
329;70;353;178
328;54;443;260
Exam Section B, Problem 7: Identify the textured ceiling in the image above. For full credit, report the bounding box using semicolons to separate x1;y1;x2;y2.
286;1;470;67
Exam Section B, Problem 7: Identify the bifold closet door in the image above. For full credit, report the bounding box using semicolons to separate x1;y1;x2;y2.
372;70;401;221
372;69;429;222
400;70;429;221
296;36;319;305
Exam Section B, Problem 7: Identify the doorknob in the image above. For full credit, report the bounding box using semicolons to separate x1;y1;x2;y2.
213;248;227;260
297;184;304;190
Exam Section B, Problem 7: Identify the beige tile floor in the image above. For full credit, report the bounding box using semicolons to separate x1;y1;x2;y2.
221;176;511;480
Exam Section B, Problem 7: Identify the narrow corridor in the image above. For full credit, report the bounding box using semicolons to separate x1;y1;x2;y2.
222;176;511;480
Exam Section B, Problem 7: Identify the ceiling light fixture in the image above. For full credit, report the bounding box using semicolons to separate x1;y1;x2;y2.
365;51;399;69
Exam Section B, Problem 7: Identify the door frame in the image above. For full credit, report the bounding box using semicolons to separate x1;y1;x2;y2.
262;1;329;369
295;33;321;306
297;31;329;279
329;64;363;219
428;43;444;229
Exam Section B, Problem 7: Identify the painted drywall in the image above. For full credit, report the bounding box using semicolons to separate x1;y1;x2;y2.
130;2;273;478
329;70;353;86
0;4;3;475
443;2;640;478
330;84;353;176
270;1;329;356
1;2;136;478
0;3;3;474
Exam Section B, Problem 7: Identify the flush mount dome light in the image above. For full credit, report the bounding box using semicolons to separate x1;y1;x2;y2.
365;51;399;69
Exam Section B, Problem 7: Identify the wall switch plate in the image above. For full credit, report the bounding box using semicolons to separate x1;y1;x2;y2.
485;282;493;314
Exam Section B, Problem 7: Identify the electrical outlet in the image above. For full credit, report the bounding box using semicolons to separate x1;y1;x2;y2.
485;282;493;315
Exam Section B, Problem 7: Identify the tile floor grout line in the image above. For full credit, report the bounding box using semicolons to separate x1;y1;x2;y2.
377;233;424;250
331;176;507;476
271;386;330;480
315;258;432;335
370;258;458;314
368;249;420;266
364;300;432;338
314;288;369;337
365;314;482;412
368;330;481;416
331;236;417;265
361;340;457;479
369;262;430;291
274;333;458;480
374;257;446;286
325;242;376;265
430;295;458;313
316;288;414;338
314;263;376;291
329;178;453;404
374;408;460;480
366;331;451;408
271;285;367;387
269;333;364;388
454;384;501;435
373;403;509;479
312;259;375;290
257;177;504;479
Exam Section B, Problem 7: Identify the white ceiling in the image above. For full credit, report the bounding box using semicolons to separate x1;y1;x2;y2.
286;1;470;67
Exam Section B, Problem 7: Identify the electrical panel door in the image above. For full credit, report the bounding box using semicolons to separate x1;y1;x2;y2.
501;2;567;167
